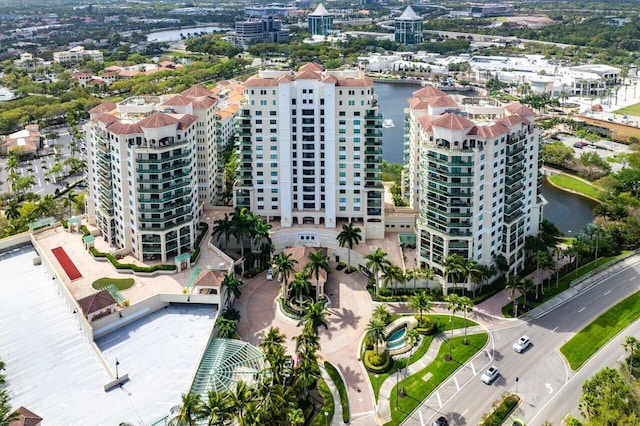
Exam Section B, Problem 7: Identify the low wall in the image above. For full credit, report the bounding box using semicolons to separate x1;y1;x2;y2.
0;232;32;251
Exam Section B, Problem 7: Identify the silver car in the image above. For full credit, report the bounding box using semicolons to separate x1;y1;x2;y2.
481;365;500;385
513;335;531;353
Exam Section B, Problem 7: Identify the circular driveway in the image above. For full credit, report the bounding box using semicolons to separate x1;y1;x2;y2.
235;266;377;425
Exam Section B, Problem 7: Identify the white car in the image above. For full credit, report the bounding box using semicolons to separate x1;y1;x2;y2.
266;267;274;281
513;335;531;353
481;365;500;385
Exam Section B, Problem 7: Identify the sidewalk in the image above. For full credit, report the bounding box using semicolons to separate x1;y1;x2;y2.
376;326;484;424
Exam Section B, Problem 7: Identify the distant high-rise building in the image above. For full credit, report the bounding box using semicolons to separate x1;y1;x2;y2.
227;16;289;50
234;63;385;238
404;86;542;292
394;6;423;45
308;4;333;35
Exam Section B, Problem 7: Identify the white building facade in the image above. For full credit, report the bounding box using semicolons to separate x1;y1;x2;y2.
234;63;385;238
404;86;542;292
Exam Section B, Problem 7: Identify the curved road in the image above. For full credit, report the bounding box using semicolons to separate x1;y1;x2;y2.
403;259;640;426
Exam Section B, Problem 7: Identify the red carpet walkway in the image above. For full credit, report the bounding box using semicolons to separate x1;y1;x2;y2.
52;246;82;281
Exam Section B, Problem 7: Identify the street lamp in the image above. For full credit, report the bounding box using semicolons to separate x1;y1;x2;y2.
324;411;329;426
115;358;120;380
515;376;519;396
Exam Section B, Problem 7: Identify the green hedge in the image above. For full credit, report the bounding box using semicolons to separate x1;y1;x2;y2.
190;222;209;263
325;361;350;424
363;350;392;373
481;393;520;426
80;225;90;237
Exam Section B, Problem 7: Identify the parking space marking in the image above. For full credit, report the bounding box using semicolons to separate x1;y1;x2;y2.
436;391;442;408
454;376;460;391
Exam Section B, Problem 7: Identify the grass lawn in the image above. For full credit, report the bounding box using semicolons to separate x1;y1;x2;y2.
309;376;335;426
385;333;489;426
325;361;350;424
368;314;478;399
547;174;609;202
92;277;135;291
501;252;631;317
613;102;640;117
560;291;640;370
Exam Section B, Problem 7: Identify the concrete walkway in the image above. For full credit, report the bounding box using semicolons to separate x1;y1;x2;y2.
377;326;485;423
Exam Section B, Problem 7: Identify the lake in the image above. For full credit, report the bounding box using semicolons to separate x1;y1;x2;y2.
147;26;229;42
540;177;596;235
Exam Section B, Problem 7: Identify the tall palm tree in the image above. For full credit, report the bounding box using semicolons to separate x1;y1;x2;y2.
222;273;242;306
593;203;610;224
294;328;320;358
212;213;233;249
306;250;330;301
198;390;232;426
381;264;402;296
173;392;202;426
294;357;320;400
36;194;55;218
442;253;464;295
336;222;362;271
0;392;19;426
228;380;253;426
422;267;435;290
230;207;253;259
505;274;525;317
458;296;474;344
273;252;297;301
289;270;311;307
298;300;330;336
251;219;272;268
4;201;20;221
259;327;286;359
623;336;640;376
405;268;421;292
445;294;461;360
461;259;482;298
533;250;550;299
553;245;565;288
366;318;387;356
409;291;432;325
65;190;77;217
364;248;391;298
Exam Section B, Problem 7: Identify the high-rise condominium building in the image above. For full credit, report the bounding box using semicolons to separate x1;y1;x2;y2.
404;86;542;291
234;63;385;238
394;6;423;45
85;86;227;262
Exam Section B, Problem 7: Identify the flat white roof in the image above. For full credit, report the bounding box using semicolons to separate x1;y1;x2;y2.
0;245;216;424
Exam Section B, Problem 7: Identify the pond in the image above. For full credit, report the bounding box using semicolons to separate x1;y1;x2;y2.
541;177;596;235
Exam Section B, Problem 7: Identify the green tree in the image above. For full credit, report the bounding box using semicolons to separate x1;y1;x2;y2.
409;291;433;325
365;318;387;356
442;253;464;294
579;367;639;424
228;380;253;426
336;222;362;271
298;300;330;336
216;317;237;339
445;294;461;360
623;336;640;377
289;270;311;306
198;389;232;426
222;273;242;307
173;392;202;426
364;248;391;298
372;304;391;323
458;296;474;344
273;252;297;301
306;249;330;301
381;263;403;296
505;274;525;317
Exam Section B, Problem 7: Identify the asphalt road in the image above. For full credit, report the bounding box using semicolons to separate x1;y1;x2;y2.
403;259;640;426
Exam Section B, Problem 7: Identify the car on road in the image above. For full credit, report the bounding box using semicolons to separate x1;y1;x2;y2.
266;267;274;281
513;335;531;353
432;416;448;426
512;419;525;426
481;365;500;384
573;141;587;149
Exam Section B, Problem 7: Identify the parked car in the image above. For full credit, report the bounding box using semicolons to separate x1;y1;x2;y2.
513;335;531;353
573;141;587;149
266;267;274;281
432;416;449;426
481;365;500;384
512;419;526;426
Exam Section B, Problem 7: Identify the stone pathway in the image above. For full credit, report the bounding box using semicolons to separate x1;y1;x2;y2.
376;326;485;424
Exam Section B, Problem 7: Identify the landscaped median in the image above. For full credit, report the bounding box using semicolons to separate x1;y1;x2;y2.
560;290;640;370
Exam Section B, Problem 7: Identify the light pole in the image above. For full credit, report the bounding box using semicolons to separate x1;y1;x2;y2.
515;376;519;397
115;358;120;380
324;411;329;426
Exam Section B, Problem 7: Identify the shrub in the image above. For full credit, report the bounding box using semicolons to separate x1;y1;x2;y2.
416;316;438;335
336;261;346;270
61;219;68;228
481;393;520;426
363;350;392;373
80;225;90;237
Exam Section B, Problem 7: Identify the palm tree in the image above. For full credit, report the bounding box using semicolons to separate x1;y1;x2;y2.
0;390;19;426
372;304;391;323
294;328;320;358
409;291;432;325
294;357;320;400
553;245;565;288
364;248;391;298
623;336;640;376
222;273;242;306
198;390;232;426
298;300;330;336
442;253;464;295
405;268;420;292
505;274;525;317
458;296;474;344
212;213;233;249
4;201;20;221
273;252;297;301
173;392;202;426
366;318;387;355
216;318;237;339
533;250;550;298
336;222;362;271
461;259;482;298
259;326;286;359
593;203;610;224
228;380;253;426
445;294;461;360
35;194;55;218
230;207;253;259
65;190;77;217
306;250;330;301
381;264;402;296
289;271;311;307
251;219;273;268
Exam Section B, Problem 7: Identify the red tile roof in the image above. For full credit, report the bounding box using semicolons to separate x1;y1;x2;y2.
107;121;141;135
298;62;323;73
284;246;329;282
78;290;116;316
181;85;214;98
295;68;322;80
137;111;179;129
431;113;475;131
89;101;117;114
9;406;42;426
505;102;535;117
412;86;447;98
337;75;373;87
192;97;216;109
471;122;509;138
418;116;433;132
428;95;458;108
244;76;279;87
194;269;225;287
176;114;198;129
162;94;192;107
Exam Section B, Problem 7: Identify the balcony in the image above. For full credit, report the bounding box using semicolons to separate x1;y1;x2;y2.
505;209;524;223
137;169;191;184
136;159;190;173
505;201;523;215
138;180;191;193
139;213;193;224
506;155;525;166
136;150;191;164
426;152;473;167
